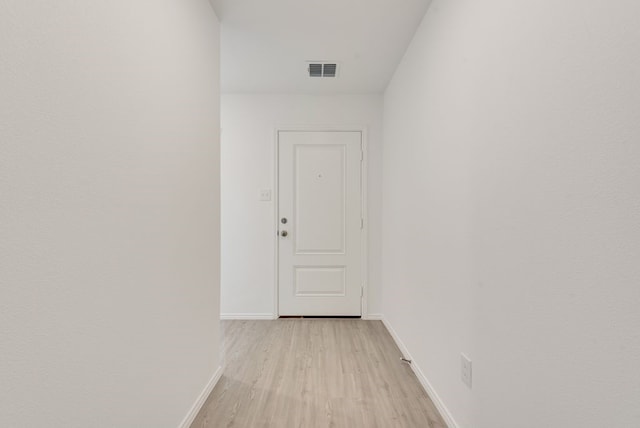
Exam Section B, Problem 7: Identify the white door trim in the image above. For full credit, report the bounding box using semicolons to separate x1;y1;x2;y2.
273;125;369;318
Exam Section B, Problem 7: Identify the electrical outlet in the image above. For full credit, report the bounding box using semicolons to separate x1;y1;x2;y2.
461;353;472;388
259;189;272;201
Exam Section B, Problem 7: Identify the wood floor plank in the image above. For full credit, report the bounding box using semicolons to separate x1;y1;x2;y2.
191;320;447;428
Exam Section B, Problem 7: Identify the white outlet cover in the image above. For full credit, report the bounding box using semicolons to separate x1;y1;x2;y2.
259;189;272;201
461;353;472;388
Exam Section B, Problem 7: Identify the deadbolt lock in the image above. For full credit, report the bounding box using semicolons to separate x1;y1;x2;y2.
281;218;288;224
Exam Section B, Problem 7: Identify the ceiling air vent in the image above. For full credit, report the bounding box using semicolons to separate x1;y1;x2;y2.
309;63;323;77
323;63;337;77
308;62;338;78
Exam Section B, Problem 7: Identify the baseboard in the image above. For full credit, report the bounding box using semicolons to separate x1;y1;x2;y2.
363;313;384;320
220;313;275;320
381;317;460;428
178;365;223;428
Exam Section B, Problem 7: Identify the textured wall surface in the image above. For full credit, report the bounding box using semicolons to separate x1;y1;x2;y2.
382;0;640;427
0;1;221;427
220;94;384;317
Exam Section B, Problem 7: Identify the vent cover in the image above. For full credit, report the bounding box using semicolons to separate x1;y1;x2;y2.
322;63;337;77
308;63;338;78
309;63;323;77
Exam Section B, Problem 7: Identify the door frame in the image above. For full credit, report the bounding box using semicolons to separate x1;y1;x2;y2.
273;125;369;318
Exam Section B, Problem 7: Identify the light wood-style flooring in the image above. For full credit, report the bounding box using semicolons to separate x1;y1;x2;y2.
191;319;447;428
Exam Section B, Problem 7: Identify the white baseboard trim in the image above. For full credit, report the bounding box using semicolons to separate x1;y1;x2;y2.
381;317;460;428
220;313;275;320
362;313;384;320
178;365;223;428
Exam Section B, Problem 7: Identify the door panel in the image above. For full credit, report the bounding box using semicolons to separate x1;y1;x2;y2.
278;131;362;316
294;144;345;254
294;266;346;297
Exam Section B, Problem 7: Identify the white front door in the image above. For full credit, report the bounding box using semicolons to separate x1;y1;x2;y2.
278;131;363;316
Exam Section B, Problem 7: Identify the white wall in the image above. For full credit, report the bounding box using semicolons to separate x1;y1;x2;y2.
382;1;640;427
0;1;221;427
220;94;383;318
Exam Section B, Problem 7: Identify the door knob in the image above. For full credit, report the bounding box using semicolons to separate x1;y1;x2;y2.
280;230;288;237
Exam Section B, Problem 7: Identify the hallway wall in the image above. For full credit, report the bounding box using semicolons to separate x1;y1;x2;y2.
382;0;640;427
0;1;222;427
220;94;383;318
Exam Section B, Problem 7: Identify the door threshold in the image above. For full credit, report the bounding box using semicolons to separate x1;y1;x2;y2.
278;316;362;319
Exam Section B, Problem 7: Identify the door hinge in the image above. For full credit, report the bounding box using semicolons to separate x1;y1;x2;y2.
361;286;364;297
360;150;364;161
360;218;364;229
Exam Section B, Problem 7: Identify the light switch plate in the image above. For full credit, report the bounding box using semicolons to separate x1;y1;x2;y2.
259;189;272;201
461;353;472;388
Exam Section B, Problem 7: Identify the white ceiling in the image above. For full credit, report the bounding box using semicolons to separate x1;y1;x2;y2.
210;0;432;94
